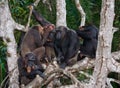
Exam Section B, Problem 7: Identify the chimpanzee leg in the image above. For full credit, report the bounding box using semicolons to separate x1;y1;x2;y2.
45;46;56;63
33;47;46;64
28;70;45;79
59;63;67;69
35;70;45;78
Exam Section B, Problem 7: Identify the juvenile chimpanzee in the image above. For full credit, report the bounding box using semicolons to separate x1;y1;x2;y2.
48;26;80;68
76;25;99;60
18;52;45;85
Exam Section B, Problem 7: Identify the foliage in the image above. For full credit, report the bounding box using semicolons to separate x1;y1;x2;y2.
66;0;80;29
112;1;120;51
108;72;120;88
35;0;56;25
0;38;7;84
77;69;93;81
60;77;72;85
9;0;34;25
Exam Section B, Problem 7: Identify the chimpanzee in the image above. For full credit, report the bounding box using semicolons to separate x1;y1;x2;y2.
18;52;45;85
28;5;56;61
48;26;80;68
18;4;55;51
20;25;54;59
76;25;99;60
20;25;44;58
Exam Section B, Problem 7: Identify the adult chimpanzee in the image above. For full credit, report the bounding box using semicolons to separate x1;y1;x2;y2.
19;5;55;59
76;25;99;60
20;25;53;74
20;25;54;60
28;5;56;61
48;26;80;68
18;4;55;49
20;25;45;58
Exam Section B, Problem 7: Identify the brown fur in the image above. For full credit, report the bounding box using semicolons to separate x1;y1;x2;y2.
20;25;45;58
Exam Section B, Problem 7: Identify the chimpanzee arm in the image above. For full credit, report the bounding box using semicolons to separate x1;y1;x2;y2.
76;29;93;39
32;9;51;26
44;41;54;47
65;35;79;62
54;44;64;63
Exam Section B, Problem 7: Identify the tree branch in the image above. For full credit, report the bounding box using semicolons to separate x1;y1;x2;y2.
14;23;25;32
58;84;81;88
22;75;43;88
14;0;41;32
75;0;86;27
34;0;40;7
66;57;94;72
107;57;120;73
112;51;120;60
112;27;119;34
106;78;120;88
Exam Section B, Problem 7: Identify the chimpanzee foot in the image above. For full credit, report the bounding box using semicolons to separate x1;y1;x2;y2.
59;62;67;69
77;53;86;61
36;70;46;79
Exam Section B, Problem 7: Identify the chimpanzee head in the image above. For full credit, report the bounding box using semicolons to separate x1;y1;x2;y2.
47;26;68;41
47;29;56;41
24;53;37;73
79;24;97;31
55;26;68;40
44;24;55;31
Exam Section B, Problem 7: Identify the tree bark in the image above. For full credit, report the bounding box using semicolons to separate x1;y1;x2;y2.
0;0;24;88
90;0;115;88
56;0;67;27
75;0;86;27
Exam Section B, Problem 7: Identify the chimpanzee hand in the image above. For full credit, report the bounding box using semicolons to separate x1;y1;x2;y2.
57;55;64;64
59;62;67;69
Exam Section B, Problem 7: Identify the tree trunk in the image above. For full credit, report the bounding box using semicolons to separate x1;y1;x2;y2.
56;0;67;27
0;1;24;88
90;0;115;88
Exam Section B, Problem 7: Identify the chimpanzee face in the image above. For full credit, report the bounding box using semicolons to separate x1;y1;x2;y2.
24;53;37;73
47;30;56;41
26;60;36;73
44;24;55;31
55;30;62;40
